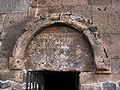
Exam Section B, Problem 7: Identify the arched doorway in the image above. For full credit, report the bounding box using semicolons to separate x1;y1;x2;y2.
9;13;110;89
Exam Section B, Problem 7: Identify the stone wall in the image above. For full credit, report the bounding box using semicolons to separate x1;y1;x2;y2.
0;0;120;90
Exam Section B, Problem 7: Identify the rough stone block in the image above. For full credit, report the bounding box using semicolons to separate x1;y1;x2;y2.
81;84;102;90
38;0;88;7
96;74;111;82
10;70;23;83
0;57;8;69
80;72;97;84
102;33;120;58
12;0;30;12
111;58;120;73
62;0;88;6
112;0;120;5
88;0;112;5
38;0;62;7
110;73;120;82
0;0;12;13
0;70;10;80
102;82;116;90
1;13;27;57
37;6;73;16
72;5;92;20
0;14;5;30
92;5;120;33
9;57;24;70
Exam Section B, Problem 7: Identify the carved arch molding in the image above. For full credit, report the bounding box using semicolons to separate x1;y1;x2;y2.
9;13;110;73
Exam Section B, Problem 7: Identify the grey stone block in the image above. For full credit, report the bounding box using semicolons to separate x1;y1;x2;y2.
0;0;12;13
102;82;116;90
12;0;30;12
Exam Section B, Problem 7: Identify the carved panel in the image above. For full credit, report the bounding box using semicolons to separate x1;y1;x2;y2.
25;25;94;71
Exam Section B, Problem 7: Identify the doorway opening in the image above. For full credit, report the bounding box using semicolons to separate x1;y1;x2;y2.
26;71;80;90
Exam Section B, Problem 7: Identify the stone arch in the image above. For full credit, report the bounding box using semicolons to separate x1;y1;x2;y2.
9;13;110;73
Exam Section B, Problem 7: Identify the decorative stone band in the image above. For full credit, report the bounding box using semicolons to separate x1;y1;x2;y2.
9;12;111;73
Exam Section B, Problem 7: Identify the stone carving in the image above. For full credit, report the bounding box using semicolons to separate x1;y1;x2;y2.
25;27;93;71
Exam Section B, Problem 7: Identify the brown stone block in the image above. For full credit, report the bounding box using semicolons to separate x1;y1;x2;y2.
38;0;51;7
38;0;88;7
81;84;102;90
96;74;111;82
72;5;92;20
0;69;10;80
80;72;97;84
111;58;120;73
96;73;120;82
62;0;88;6
0;57;8;69
38;0;62;7
110;73;120;82
37;6;73;15
10;70;23;83
0;14;5;30
92;5;120;33
1;13;27;57
88;0;112;5
102;33;120;58
3;12;27;28
112;0;120;5
12;0;30;12
9;57;24;70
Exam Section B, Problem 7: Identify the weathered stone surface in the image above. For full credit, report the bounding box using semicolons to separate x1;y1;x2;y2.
0;14;5;30
0;0;12;13
1;12;27;57
81;84;102;90
37;0;88;7
37;6;69;15
9;70;23;83
0;57;8;69
102;33;120;58
0;70;11;80
92;5;120;33
72;5;92;20
111;58;120;73
112;0;120;4
88;0;112;5
12;0;30;12
80;72;97;84
62;0;86;6
9;57;24;69
102;82;116;90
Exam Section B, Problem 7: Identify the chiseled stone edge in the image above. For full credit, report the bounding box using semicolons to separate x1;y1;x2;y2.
9;12;111;73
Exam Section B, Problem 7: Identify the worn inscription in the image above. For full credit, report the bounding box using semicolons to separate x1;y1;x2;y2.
25;26;93;71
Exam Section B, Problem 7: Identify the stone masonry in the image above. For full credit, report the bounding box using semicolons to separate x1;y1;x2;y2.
0;0;120;90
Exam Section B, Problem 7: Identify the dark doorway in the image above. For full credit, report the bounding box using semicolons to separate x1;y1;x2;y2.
26;71;80;90
44;71;79;90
